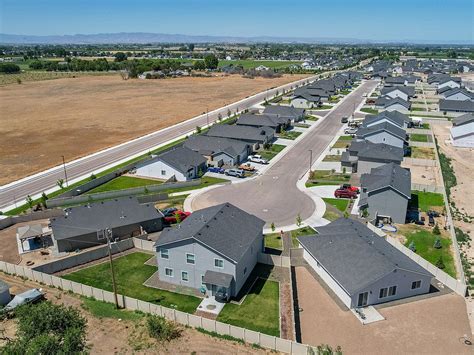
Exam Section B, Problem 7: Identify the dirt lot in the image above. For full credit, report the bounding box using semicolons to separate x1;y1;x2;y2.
0;273;268;354
295;267;472;354
0;73;308;185
401;162;443;187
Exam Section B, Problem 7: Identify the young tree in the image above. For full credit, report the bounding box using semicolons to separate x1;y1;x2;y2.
435;255;445;269
433;238;442;249
114;52;128;62
408;241;416;252
271;222;275;232
433;223;441;235
204;54;219;69
296;213;302;227
174;211;182;224
56;178;64;189
195;125;202;134
25;195;34;209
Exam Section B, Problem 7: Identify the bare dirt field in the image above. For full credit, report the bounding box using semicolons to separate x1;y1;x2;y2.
295;267;472;354
0;73;308;185
0;273;268;354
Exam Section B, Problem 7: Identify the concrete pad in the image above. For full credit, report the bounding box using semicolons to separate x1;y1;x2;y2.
307;185;339;199
351;306;385;325
315;161;342;172
196;296;225;316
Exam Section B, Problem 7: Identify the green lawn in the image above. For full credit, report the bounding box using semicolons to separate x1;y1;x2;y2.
323;198;350;212
360;107;378;114
278;130;302;140
410;107;426;112
87;176;163;194
322;155;341;162
305;181;339;188
411;147;435;160
313;105;333;110
290;226;316;247
63;252;201;313
217;278;280;336
217;60;302;69
309;170;350;184
409;191;444;212
331;135;353;148
158;176;227;195
264;232;283;250
81;297;145;321
323;209;341;222
258;144;286;161
410;134;429;143
305;116;319;121
399;226;456;278
265;226;316;249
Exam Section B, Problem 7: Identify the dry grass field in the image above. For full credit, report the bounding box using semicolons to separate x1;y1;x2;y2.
0;73;308;185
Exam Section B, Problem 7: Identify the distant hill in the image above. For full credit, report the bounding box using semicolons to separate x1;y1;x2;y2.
0;32;472;45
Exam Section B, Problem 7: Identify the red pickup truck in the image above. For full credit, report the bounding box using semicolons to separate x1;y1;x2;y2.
334;188;358;199
164;210;191;224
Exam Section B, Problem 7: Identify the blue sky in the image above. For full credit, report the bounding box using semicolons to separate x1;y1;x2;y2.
1;0;473;43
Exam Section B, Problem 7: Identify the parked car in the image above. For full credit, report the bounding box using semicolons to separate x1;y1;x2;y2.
334;188;357;199
2;288;44;313
164;210;191;224
428;214;435;226
248;155;268;164
225;168;245;178
239;163;256;172
428;210;440;217
341;116;349;123
341;184;360;194
344;127;358;135
207;166;225;174
162;207;178;217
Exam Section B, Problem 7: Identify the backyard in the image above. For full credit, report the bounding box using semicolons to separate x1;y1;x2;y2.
62;252;201;313
411;147;435;160
87;176;163;194
410;134;430;143
409;191;444;213
217;278;280;336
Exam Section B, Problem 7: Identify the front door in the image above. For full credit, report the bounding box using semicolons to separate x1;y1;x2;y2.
211;284;217;296
357;292;369;307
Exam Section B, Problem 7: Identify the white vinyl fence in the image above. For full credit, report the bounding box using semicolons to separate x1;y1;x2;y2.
411;183;445;194
0;260;311;354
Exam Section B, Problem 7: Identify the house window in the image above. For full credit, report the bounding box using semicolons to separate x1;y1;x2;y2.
214;258;224;268
201;275;205;286
388;286;397;296
411;281;421;290
161;170;166;176
181;271;189;282
243;267;247;275
165;268;173;277
186;253;195;264
160;249;169;259
379;287;388;299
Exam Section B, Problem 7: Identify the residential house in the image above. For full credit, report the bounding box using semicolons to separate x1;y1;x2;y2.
358;163;411;223
263;105;306;123
439;99;474;113
375;97;411;112
206;125;275;150
380;86;415;101
451;114;474;147
298;218;433;308
363;111;412;129
155;203;265;301
437;77;462;91
135;146;207;181
385;76;417;86
183;135;251;167
50;197;164;253
356;122;408;149
236;113;290;133
290;91;321;109
341;140;404;174
441;88;474;101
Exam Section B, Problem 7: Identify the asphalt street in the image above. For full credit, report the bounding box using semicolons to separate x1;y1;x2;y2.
191;80;378;227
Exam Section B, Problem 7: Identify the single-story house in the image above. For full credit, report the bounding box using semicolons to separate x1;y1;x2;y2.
236;113;290;133
451;114;474;148
375;96;411;113
183;135;251;166
439;99;474;113
441;88;474;102
263;105;306;123
135;146;207;181
437;77;462;91
298;218;433;308
206;125;275;150
155;203;265;301
384;76;417;86
358;163;411;223
363;110;412;129
356;122;407;149
50;197;164;253
341;140;404;175
380;86;415;101
290;92;321;109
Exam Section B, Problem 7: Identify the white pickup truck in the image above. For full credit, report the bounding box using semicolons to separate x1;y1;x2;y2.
248;155;269;164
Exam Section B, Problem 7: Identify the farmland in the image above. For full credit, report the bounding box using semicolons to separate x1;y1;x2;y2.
0;73;309;185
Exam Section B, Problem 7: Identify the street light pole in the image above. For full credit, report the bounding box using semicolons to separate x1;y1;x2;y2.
61;155;69;187
309;149;313;173
105;229;119;309
206;107;209;128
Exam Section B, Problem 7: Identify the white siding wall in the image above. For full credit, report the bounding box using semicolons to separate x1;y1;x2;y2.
385;104;410;113
136;160;187;181
357;159;398;175
364;132;405;148
302;249;352;308
290;98;316;109
445;93;472;101
438;81;461;90
385;91;408;101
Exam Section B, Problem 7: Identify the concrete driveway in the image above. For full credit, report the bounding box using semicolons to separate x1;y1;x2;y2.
189;80;378;228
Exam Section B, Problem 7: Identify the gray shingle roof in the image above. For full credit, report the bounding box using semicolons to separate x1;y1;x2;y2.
442;88;474;100
183;135;249;159
375;96;411;109
356;122;407;141
236;113;286;129
153;146;207;174
155;203;265;263
360;163;411;200
439;99;474;113
203;270;233;287
452;113;474;126
363;111;412;127
381;86;415;97
356;141;404;163
298;218;432;296
207;125;275;143
50;197;163;240
263;105;305;120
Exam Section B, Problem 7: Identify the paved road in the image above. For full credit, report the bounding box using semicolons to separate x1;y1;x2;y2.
0;75;319;211
191;80;378;227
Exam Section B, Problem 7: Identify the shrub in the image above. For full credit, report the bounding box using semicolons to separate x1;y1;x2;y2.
146;315;181;341
435;255;445;269
433;238;442;249
433;224;440;235
408;241;416;252
0;63;21;73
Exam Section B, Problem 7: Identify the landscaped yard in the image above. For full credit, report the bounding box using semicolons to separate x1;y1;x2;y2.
63;252;201;313
159;176;228;194
323;209;341;221
305;181;339;188
264;226;316;249
360;107;378;114
409;191;444;212
217;278;280;336
331;135;352;149
308;170;350;184
278;130;302;140
322;155;341;162
87;176;163;194
398;225;456;278
410;134;429;143
411;147;436;160
313;105;333;110
305;115;319;121
289;226;316;247
323;198;350;212
258;144;285;161
264;232;283;250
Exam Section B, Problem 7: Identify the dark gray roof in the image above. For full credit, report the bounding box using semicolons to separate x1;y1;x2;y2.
156;203;265;263
17;224;43;239
298;218;432;296
360;163;411;199
363;110;412;127
381;86;415;97
439;99;474;113
375;96;411;109
207;124;275;143
442;88;474;100
153;146;207;174
236;113;287;129
356;141;404;163
356;122;407;141
184;135;248;159
50;197;163;240
453;113;474;126
203;270;233;287
292;90;321;103
0;279;9;293
263;105;305;120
